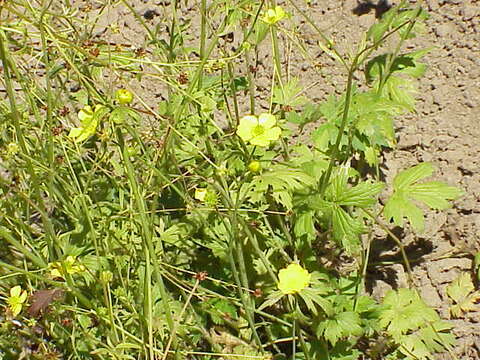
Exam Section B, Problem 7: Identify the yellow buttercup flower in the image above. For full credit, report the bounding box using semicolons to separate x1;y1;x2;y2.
194;188;218;206
48;255;85;279
236;113;281;147
194;188;208;202
68;104;106;143
115;89;134;105
262;6;286;25
278;263;311;295
7;285;28;317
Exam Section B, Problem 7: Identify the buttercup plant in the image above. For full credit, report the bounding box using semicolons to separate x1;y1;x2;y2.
194;187;208;202
0;0;465;358
248;160;262;173
115;88;134;105
48;256;86;279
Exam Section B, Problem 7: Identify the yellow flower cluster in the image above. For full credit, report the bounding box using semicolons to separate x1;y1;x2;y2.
115;88;134;105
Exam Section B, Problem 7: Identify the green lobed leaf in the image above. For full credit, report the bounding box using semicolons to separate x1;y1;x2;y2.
393;162;434;190
366;7;396;43
379;289;439;340
384;191;425;231
312;123;340;151
352;92;401;148
392;8;429;39
331;204;364;255
398;333;432;360
418;321;455;354
446;273;480;317
207;298;237;325
248;165;315;209
316;311;363;346
409;182;463;210
294;211;316;240
384;163;462;231
336;181;384;207
258;290;283;312
272;77;308;107
384;75;417;111
300;288;334;316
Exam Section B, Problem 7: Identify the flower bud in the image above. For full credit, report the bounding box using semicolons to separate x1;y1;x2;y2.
241;41;251;51
115;89;133;105
248;161;261;173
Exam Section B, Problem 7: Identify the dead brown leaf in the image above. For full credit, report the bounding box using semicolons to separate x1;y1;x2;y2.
28;288;64;317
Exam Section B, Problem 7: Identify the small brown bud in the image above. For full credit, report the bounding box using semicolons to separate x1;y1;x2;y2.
194;271;208;281
253;288;263;298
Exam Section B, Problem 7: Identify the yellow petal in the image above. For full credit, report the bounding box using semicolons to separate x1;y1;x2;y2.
10;286;21;297
250;135;272;147
195;188;207;201
257;113;277;129
236;115;258;142
11;303;22;317
50;268;63;279
18;290;28;303
263;9;277;24
274;6;286;21
78;106;94;122
264;126;281;141
68;127;83;139
250;125;281;147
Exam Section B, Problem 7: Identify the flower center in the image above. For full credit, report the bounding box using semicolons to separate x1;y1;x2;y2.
252;125;265;136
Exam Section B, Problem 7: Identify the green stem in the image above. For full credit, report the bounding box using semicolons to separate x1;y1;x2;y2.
319;58;358;196
376;1;421;94
244;48;256;113
0;29;59;259
270;26;283;88
361;208;414;286
198;0;207;90
115;128;177;348
0;227;47;268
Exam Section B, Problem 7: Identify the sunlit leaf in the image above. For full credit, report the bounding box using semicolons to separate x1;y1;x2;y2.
384;163;462;231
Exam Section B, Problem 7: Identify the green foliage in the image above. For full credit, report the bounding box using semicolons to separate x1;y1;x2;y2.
285;103;323;128
248;164;315;209
273;78;308;108
475;252;480;282
317;311;363;346
379;288;455;359
384;163;463;231
380;288;438;338
304;166;383;254
446;272;480;318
